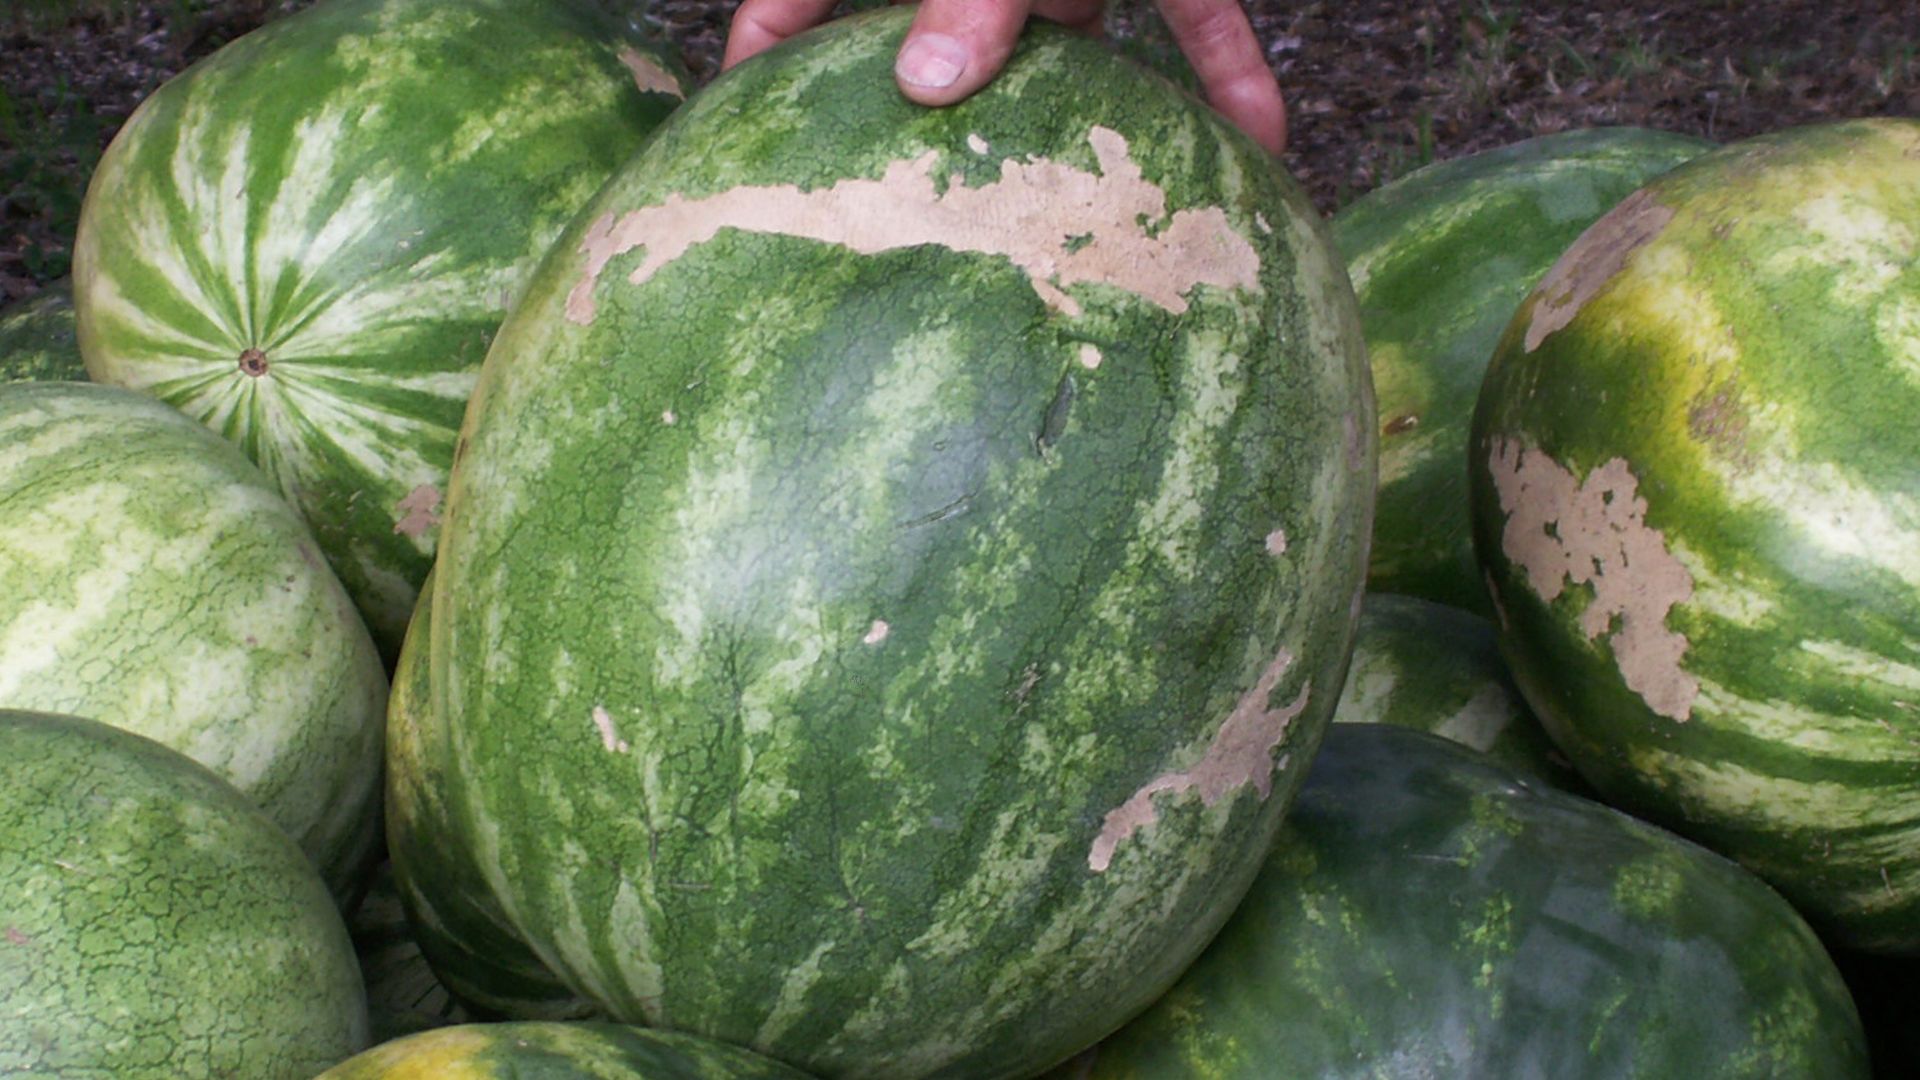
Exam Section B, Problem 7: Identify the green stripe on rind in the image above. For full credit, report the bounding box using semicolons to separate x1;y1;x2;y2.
1334;128;1710;615
387;569;599;1020
0;382;387;898
316;1022;815;1079
1469;118;1920;952
72;0;686;659
1333;592;1581;788
1070;726;1868;1079
0;710;368;1078
422;10;1372;1079
349;862;475;1043
0;286;85;384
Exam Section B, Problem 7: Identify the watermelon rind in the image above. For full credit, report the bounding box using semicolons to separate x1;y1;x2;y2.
1069;725;1870;1079
1335;127;1710;614
0;380;387;898
1469;117;1920;953
0;709;368;1078
73;0;688;659
0;284;85;384
414;8;1374;1078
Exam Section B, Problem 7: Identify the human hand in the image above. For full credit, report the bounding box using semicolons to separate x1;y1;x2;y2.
720;1;1288;156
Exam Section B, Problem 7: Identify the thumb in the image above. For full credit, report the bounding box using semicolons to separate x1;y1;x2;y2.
893;0;1033;105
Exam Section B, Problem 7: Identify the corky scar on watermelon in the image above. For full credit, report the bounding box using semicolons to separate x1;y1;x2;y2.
1525;188;1676;353
1488;438;1699;720
565;126;1261;325
1089;650;1307;872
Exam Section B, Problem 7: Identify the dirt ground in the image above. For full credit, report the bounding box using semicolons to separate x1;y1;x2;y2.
3;0;1917;307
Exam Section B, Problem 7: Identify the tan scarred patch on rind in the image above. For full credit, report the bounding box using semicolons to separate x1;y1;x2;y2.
392;484;442;538
618;46;684;99
566;126;1262;324
863;619;890;645
1265;529;1288;556
1077;344;1103;370
592;705;631;753
1524;188;1675;353
1088;650;1306;873
1488;438;1698;720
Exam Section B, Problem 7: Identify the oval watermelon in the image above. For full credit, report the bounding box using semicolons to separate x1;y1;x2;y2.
0;285;84;384
1335;128;1710;614
0;381;387;897
0;708;368;1077
1334;592;1577;787
412;8;1374;1077
73;0;687;659
1469;117;1920;953
316;1022;814;1079
1066;725;1869;1079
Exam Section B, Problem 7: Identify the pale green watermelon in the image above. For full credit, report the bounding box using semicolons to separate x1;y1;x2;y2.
0;709;368;1077
1470;117;1920;953
73;0;687;659
0;381;387;897
407;8;1374;1078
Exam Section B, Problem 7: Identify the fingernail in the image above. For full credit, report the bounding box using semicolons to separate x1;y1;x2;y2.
896;33;967;90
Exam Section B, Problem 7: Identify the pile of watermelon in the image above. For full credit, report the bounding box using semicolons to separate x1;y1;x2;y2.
1;0;1914;1076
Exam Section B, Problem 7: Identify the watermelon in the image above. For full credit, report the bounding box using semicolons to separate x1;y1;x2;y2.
386;569;599;1021
72;0;688;659
410;8;1374;1077
1335;128;1710;614
0;284;84;383
0;381;387;898
0;709;368;1077
1334;592;1578;787
1064;725;1870;1079
316;1022;815;1079
1469;117;1920;953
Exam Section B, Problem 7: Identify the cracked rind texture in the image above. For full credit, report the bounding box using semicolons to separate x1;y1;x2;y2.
0;709;367;1078
71;0;686;660
0;381;386;899
1333;128;1710;616
1331;592;1578;789
413;8;1373;1079
1063;726;1868;1079
316;1021;816;1079
1469;117;1920;953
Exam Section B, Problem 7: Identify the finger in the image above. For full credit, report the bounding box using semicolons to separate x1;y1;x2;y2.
1156;0;1287;155
1032;0;1109;36
722;0;841;71
893;0;1033;106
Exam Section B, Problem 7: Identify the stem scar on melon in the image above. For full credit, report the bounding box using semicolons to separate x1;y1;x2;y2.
1524;188;1676;353
1089;651;1307;872
1488;438;1698;720
564;126;1261;325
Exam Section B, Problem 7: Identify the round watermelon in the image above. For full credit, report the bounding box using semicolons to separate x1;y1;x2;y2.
0;381;387;898
72;0;688;659
411;8;1374;1077
1335;128;1710;614
0;709;368;1077
1066;725;1869;1079
1469;117;1920;953
316;1022;814;1079
0;284;84;384
1334;592;1578;787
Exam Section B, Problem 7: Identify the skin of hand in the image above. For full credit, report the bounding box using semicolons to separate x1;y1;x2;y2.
720;0;1288;156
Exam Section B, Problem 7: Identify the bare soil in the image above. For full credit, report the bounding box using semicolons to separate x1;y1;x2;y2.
3;0;1917;308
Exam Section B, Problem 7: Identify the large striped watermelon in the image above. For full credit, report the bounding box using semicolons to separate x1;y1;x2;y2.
410;8;1373;1077
1469;117;1920;953
1064;725;1869;1078
0;709;368;1077
0;381;387;897
72;0;687;658
1335;128;1709;614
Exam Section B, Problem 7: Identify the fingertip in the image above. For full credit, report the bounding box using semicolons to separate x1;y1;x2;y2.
1210;77;1288;157
895;31;972;98
893;0;1027;105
